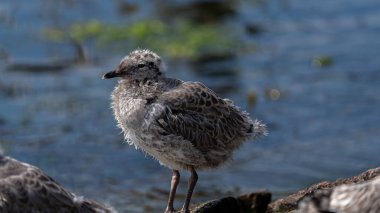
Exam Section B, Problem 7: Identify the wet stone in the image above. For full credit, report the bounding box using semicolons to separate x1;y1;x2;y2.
192;197;240;213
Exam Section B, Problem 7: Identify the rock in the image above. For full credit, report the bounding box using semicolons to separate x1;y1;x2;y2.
193;197;239;213
237;191;272;213
267;167;380;213
192;191;271;213
192;167;379;213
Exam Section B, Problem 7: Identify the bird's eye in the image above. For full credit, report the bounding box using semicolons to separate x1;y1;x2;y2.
148;62;154;67
137;64;146;68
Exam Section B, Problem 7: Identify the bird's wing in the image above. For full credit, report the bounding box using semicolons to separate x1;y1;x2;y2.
330;178;380;212
144;82;256;152
0;156;113;213
0;157;74;210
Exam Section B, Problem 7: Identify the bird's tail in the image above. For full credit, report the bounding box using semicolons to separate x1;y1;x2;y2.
248;119;268;139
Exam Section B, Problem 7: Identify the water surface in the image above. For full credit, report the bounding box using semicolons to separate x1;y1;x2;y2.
0;0;379;212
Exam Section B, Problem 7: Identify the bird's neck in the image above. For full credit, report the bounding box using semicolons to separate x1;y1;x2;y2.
118;77;164;99
120;76;164;86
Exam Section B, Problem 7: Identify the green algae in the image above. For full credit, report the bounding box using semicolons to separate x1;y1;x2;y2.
43;20;239;61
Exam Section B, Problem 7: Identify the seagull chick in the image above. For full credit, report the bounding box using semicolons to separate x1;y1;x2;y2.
299;177;380;213
0;155;116;213
103;49;267;213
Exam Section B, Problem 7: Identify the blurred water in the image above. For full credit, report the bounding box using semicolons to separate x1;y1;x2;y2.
1;0;380;212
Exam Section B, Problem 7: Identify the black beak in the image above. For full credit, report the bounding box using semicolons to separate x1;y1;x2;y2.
102;70;119;79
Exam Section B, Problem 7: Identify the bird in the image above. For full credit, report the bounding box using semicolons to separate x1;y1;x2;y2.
298;177;380;213
0;155;116;213
102;49;267;213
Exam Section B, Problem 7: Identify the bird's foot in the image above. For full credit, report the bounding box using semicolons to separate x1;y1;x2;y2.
180;208;190;213
164;208;176;213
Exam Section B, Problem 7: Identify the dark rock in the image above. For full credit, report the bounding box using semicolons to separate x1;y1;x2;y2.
192;191;271;213
193;197;239;213
237;191;272;213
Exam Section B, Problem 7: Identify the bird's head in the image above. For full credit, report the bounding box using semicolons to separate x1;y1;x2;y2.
102;49;166;81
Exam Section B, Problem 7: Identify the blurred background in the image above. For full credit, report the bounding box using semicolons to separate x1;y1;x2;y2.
0;0;379;212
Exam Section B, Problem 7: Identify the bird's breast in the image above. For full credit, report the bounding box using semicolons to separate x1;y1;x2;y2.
115;97;147;131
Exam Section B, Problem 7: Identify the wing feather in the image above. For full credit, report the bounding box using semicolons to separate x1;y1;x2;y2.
0;155;115;212
145;82;257;152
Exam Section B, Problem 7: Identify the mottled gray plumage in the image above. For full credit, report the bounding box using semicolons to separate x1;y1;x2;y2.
0;155;116;213
103;49;267;213
298;177;380;213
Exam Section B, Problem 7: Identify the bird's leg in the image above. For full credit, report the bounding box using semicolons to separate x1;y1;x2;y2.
165;170;180;213
181;167;198;213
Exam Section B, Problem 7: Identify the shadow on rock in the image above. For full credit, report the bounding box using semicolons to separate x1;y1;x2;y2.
193;191;271;213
